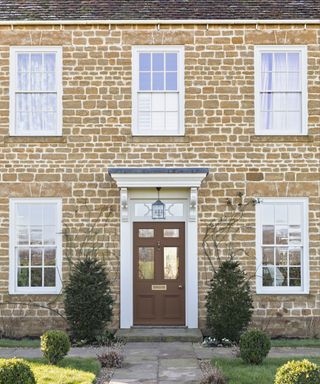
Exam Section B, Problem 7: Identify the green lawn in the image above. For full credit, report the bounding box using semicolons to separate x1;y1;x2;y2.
271;338;320;348
0;358;100;384
212;357;320;384
0;338;40;348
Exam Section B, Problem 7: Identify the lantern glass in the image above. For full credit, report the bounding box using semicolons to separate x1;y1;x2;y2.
152;199;165;219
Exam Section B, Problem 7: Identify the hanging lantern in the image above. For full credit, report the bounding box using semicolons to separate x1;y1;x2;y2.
152;187;165;219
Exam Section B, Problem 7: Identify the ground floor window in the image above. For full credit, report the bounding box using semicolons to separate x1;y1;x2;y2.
256;198;309;294
9;198;62;294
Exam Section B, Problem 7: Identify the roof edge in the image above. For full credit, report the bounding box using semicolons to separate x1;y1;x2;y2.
0;19;319;26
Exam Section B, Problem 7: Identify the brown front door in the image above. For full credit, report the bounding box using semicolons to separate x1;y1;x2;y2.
133;222;185;325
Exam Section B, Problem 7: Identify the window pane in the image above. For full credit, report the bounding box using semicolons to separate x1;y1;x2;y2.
262;267;274;286
165;93;178;112
151;111;165;131
17;53;30;72
44;53;56;72
17;72;29;91
44;268;56;287
289;226;301;244
166;112;179;131
261;53;273;72
275;205;287;224
31;268;42;287
17;248;29;266
289;248;301;265
274;53;286;72
139;53;151;71
287;73;300;91
16;204;29;225
287;93;301;111
276;248;287;265
261;73;272;91
31;53;42;72
262;247;274;265
31;248;42;266
272;111;286;131
273;93;287;112
287;112;301;132
163;229;179;238
276;267;287;286
30;205;42;225
138;111;151;131
287;53;299;72
139;72;151;91
166;72;177;91
43;72;56;91
17;226;29;245
138;229;154;238
260;111;272;131
164;247;179;279
262;225;274;244
152;93;165;111
44;226;56;245
273;73;287;91
44;248;56;266
289;267;301;286
152;53;164;71
166;53;177;71
30;226;42;245
138;247;154;279
276;227;288;245
261;93;273;111
17;268;29;287
152;72;164;91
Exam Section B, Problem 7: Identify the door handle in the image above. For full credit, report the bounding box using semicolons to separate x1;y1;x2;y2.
178;285;183;289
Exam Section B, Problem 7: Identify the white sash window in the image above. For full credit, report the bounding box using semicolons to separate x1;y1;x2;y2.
132;46;184;136
255;46;307;135
10;47;62;136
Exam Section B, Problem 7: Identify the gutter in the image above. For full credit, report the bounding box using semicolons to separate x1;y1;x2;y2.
0;19;319;26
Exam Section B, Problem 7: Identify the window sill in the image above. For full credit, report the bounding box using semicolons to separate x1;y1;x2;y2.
3;136;66;144
251;135;313;143
129;135;190;144
256;290;309;295
8;289;61;296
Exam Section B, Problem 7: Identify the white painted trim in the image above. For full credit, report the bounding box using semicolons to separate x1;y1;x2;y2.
132;46;184;136
9;46;63;137
9;198;63;295
0;19;319;26
254;45;308;136
256;197;309;295
110;172;208;188
119;189;199;328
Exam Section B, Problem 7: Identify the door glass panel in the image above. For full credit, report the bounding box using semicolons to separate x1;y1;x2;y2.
163;229;179;238
139;229;154;238
164;247;179;279
138;247;154;279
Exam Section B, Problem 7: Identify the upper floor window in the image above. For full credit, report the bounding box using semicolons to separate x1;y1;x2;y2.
132;46;184;136
10;47;62;136
9;198;62;294
255;46;307;135
256;198;309;294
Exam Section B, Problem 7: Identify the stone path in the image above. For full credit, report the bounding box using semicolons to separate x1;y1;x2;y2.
0;343;319;383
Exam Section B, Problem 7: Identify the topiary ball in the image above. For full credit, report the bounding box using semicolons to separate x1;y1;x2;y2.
41;330;71;365
240;329;271;365
275;359;320;384
0;358;35;384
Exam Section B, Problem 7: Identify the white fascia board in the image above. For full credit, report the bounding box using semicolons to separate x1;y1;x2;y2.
110;173;208;188
1;19;320;26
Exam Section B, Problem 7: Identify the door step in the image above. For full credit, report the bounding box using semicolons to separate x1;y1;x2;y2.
115;327;203;342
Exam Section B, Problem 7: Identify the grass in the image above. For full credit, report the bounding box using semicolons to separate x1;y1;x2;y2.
271;338;320;348
0;357;100;384
212;357;320;384
0;338;40;348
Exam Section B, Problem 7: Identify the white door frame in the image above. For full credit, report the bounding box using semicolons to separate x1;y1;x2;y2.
109;170;208;328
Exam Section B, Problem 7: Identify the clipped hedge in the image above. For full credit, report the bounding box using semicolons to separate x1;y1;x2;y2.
41;330;71;365
274;359;320;384
0;358;35;384
240;329;271;365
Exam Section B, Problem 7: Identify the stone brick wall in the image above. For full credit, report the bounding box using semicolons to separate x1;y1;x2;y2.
0;23;319;337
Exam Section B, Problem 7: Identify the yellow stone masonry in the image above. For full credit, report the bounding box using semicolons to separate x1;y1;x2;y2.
0;23;319;336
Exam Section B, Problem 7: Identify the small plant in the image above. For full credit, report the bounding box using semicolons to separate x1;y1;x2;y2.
240;329;271;365
200;361;227;384
95;330;126;347
97;350;123;368
206;259;253;343
0;358;35;384
64;256;114;341
274;359;320;384
41;330;71;365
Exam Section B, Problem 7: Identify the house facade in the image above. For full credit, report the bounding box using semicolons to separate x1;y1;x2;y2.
0;2;319;337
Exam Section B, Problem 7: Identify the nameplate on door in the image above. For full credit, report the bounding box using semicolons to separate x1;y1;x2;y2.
152;284;167;291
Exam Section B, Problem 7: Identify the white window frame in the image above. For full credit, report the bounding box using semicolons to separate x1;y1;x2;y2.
9;198;62;295
9;46;63;136
132;45;185;136
256;197;309;295
254;45;308;136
